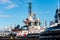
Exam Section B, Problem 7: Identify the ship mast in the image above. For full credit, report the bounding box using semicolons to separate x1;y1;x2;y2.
28;0;32;16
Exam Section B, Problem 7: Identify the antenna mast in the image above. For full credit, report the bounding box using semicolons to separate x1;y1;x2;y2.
28;0;32;16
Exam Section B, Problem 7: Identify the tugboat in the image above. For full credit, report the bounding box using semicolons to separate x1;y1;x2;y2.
9;1;45;40
0;0;45;40
39;2;60;40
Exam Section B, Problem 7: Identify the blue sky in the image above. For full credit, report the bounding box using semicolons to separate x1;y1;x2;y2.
0;0;60;30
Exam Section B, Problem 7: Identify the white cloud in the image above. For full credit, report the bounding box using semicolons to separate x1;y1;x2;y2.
0;0;11;4
0;15;10;18
6;3;18;9
0;0;10;2
0;0;19;9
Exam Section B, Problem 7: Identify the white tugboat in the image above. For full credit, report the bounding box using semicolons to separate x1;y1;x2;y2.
12;1;45;38
0;1;45;40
